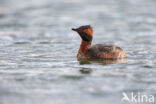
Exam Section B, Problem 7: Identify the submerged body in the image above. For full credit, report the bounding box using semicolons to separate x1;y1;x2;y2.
72;25;127;59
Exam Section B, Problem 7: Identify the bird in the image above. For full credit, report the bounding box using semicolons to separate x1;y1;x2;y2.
72;25;127;60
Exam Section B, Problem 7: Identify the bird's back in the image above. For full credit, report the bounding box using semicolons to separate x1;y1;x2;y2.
88;44;127;59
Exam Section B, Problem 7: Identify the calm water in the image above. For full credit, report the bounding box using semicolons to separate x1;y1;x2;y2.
0;0;156;104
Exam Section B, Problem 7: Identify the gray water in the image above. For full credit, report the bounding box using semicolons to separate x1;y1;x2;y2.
0;0;156;104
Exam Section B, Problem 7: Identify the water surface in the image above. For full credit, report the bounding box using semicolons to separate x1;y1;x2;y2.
0;0;156;104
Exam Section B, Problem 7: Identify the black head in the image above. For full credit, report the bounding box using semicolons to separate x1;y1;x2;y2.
72;25;93;42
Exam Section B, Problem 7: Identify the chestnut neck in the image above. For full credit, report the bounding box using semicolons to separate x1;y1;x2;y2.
78;40;92;55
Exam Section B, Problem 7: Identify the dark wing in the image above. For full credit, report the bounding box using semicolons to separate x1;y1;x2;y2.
88;44;122;58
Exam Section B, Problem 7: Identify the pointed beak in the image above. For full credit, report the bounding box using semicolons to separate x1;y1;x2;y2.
72;28;78;32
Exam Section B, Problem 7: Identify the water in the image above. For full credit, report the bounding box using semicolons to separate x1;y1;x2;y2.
0;0;156;104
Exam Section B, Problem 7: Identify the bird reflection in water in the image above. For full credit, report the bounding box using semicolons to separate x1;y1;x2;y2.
78;58;127;65
79;58;127;74
79;68;92;74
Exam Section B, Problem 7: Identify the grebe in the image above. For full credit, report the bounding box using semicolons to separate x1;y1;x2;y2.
72;25;127;59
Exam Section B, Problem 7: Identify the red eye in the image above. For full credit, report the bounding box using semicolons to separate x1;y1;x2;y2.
79;30;84;33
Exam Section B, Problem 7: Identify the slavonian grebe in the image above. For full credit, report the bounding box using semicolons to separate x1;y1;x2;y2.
72;25;127;59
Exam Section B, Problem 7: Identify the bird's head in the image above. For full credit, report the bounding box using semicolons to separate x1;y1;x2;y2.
72;25;93;42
